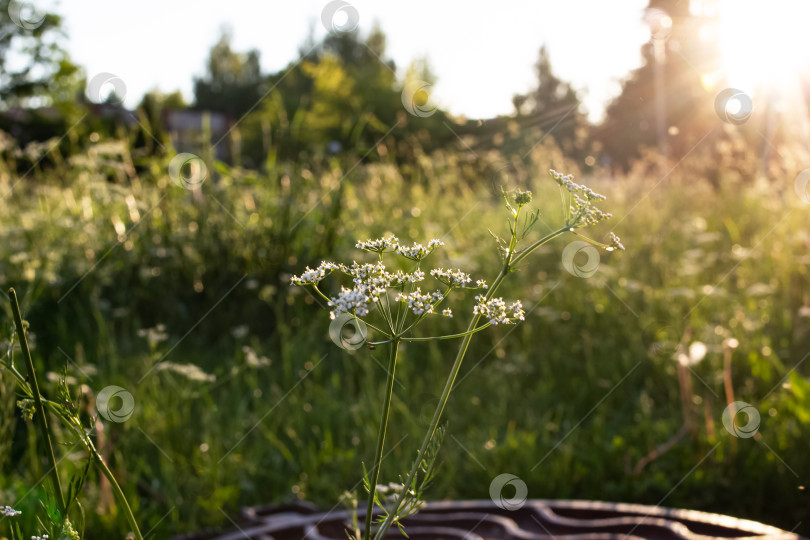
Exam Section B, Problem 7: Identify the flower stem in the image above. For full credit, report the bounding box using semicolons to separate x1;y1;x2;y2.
8;288;67;519
363;338;400;540
399;323;492;342
372;226;567;540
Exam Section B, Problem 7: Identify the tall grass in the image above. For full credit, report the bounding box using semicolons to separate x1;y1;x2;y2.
0;134;808;537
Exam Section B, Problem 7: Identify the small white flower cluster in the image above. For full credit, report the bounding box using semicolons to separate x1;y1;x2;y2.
154;361;216;382
356;236;399;253
430;268;471;287
430;268;488;289
324;263;392;319
329;286;373;319
348;261;386;281
549;169;613;228
570;195;613;227
31;535;49;540
290;261;343;285
396;239;444;261
292;236;499;322
1;505;21;517
242;345;271;367
396;288;445;315
322;262;434;319
473;296;525;325
606;232;625;252
550;169;598;196
347;262;391;296
137;323;168;344
389;269;425;285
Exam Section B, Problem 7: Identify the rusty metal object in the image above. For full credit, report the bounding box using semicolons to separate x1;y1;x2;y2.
177;499;802;540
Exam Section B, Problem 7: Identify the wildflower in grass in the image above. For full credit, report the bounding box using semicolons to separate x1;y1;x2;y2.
347;262;387;283
607;232;625;252
550;168;612;227
1;505;21;517
242;346;271;367
328;286;373;319
390;269;425;285
290;261;343;285
430;268;472;287
136;323;168;344
348;263;392;297
548;169;625;252
395;239;444;261
154;362;216;382
230;325;249;339
289;169;624;540
473;296;525;325
396;288;443;316
356;236;399;253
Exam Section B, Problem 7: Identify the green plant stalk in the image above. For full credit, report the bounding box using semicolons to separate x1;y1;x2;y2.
363;338;400;540
373;225;568;540
92;450;143;540
5;290;143;540
8;288;67;519
0;365;144;540
42;402;144;540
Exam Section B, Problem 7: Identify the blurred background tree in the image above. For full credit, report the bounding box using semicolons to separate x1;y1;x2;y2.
194;26;451;169
193;31;265;119
0;0;79;107
0;0;84;159
512;46;586;159
593;0;726;168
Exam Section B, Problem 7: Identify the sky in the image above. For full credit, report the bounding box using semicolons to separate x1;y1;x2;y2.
54;0;652;121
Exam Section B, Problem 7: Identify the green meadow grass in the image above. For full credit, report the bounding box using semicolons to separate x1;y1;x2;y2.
0;139;808;537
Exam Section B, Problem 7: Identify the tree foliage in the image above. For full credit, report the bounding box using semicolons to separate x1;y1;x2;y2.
0;0;78;107
512;46;585;158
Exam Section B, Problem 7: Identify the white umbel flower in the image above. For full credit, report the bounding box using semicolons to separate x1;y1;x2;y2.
348;262;392;296
396;288;444;315
395;239;444;260
1;505;21;517
328;286;373;319
356;236;399;253
606;232;625;252
549;169;613;228
473;296;525;325
390;269;425;285
430;268;472;287
290;261;343;285
348;261;387;283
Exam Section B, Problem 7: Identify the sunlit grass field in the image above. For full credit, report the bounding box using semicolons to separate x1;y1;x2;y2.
0;136;808;538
